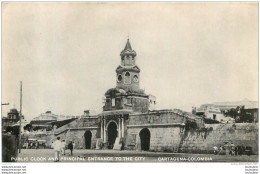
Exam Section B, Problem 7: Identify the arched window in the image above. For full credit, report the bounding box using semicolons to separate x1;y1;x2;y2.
133;75;139;82
124;71;131;84
117;75;122;82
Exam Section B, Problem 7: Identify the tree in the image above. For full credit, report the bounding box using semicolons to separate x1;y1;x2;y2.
23;124;32;131
5;126;20;137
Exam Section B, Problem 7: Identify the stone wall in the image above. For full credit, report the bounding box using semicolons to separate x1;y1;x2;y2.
180;123;258;154
61;129;99;149
54;117;100;134
126;126;183;152
128;111;187;125
31;111;258;155
131;97;149;113
125;111;193;152
125;112;258;154
42;117;101;149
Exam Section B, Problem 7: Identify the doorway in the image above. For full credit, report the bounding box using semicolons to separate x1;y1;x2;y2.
213;114;216;120
139;128;150;151
107;121;118;149
84;130;92;149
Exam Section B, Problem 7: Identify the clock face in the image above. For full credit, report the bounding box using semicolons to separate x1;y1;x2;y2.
133;75;139;82
117;75;122;82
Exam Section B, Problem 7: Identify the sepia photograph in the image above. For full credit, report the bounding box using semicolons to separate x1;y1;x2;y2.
1;2;258;168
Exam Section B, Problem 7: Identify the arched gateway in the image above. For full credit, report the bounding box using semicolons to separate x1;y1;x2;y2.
107;121;118;149
84;130;92;149
139;128;150;151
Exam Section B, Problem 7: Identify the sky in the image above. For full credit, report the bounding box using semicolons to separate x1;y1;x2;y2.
2;2;258;121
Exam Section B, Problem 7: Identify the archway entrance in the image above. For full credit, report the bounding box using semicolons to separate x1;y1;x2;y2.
84;130;92;149
139;128;150;151
107;122;118;149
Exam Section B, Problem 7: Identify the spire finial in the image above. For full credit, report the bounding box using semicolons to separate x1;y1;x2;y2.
120;37;136;57
123;37;132;50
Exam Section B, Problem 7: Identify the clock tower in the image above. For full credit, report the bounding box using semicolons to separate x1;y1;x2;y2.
116;39;141;93
103;39;151;113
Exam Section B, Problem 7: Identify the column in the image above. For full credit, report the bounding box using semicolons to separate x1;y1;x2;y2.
118;117;122;138
101;117;104;140
103;118;106;143
121;116;124;138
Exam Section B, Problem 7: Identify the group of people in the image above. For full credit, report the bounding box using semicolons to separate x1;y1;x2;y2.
26;140;47;149
213;143;245;155
51;137;75;162
28;140;39;149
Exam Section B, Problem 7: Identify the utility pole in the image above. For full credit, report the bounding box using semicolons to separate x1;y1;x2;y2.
19;81;22;153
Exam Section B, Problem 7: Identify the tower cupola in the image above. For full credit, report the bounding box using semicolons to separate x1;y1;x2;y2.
116;39;142;93
120;39;137;66
103;38;150;113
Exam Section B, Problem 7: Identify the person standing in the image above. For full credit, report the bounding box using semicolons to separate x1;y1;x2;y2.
218;146;223;155
51;137;62;162
61;140;66;155
35;140;39;150
72;142;75;149
29;142;33;149
235;146;238;155
213;146;218;155
68;141;73;156
230;143;235;156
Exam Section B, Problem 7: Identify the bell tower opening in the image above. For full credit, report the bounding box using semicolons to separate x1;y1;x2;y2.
124;71;131;84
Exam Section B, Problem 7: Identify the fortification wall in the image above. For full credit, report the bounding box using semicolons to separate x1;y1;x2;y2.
34;117;100;149
125;111;190;152
55;117;100;149
180;123;258;154
126;126;183;152
129;111;189;125
54;117;100;135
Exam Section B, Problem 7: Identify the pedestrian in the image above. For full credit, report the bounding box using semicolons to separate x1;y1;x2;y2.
29;142;33;149
235;146;238;156
218;146;223;155
68;141;73;156
213;146;218;155
72;142;76;150
230;143;235;155
35;140;39;150
51;137;62;162
61;140;66;155
238;146;243;155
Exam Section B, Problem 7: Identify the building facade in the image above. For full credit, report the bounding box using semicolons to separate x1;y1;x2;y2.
24;39;258;155
52;40;204;152
2;108;20;130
